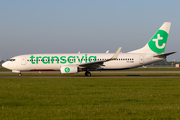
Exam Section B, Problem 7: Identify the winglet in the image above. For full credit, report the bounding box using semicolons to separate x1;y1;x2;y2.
110;47;121;60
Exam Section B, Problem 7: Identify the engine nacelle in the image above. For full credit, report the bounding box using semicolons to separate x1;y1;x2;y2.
60;65;78;74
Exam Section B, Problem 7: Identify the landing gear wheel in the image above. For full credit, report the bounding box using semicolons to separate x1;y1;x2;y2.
85;71;91;76
18;73;22;77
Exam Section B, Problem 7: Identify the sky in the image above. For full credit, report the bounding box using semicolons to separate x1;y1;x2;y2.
0;0;180;61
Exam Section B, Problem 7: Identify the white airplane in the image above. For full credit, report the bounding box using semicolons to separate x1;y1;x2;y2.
2;22;176;76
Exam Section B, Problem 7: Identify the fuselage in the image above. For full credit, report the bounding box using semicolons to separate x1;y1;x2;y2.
2;53;164;72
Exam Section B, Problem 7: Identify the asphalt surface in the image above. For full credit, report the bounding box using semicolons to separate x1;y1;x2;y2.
0;76;180;78
1;71;180;73
0;71;180;78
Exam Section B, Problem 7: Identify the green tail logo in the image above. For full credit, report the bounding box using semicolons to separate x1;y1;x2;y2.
148;30;168;53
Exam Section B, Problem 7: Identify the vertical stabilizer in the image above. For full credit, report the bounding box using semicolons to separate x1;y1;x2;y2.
129;22;171;54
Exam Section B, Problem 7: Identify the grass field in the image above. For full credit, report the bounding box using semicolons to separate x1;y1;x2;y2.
0;78;180;119
0;67;10;71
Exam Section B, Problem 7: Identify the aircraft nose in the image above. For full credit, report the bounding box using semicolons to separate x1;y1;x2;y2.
2;62;9;69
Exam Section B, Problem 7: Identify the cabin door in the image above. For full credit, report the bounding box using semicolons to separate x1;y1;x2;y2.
21;57;26;65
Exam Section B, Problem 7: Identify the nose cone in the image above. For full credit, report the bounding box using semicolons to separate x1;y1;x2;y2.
2;62;9;69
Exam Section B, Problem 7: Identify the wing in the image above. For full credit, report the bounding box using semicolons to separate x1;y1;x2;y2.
78;47;121;70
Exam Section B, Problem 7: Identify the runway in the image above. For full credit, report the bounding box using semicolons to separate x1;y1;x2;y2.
1;71;180;74
0;76;180;78
0;71;180;78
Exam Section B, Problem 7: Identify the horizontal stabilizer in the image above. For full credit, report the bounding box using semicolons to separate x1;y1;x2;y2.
153;52;176;58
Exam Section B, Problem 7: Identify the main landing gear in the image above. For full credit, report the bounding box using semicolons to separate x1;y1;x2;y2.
85;71;91;76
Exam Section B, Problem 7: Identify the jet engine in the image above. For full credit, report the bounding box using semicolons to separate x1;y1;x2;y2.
60;65;78;74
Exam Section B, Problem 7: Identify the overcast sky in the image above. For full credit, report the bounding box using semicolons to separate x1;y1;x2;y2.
0;0;180;61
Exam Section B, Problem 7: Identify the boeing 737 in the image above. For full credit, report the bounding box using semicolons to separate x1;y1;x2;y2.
2;22;176;76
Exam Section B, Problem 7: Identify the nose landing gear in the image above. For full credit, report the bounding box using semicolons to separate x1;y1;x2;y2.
18;73;22;77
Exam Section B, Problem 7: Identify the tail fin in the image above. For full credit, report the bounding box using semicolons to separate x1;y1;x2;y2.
129;22;171;54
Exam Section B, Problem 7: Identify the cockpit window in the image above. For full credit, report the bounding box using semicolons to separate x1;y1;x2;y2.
10;59;16;61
